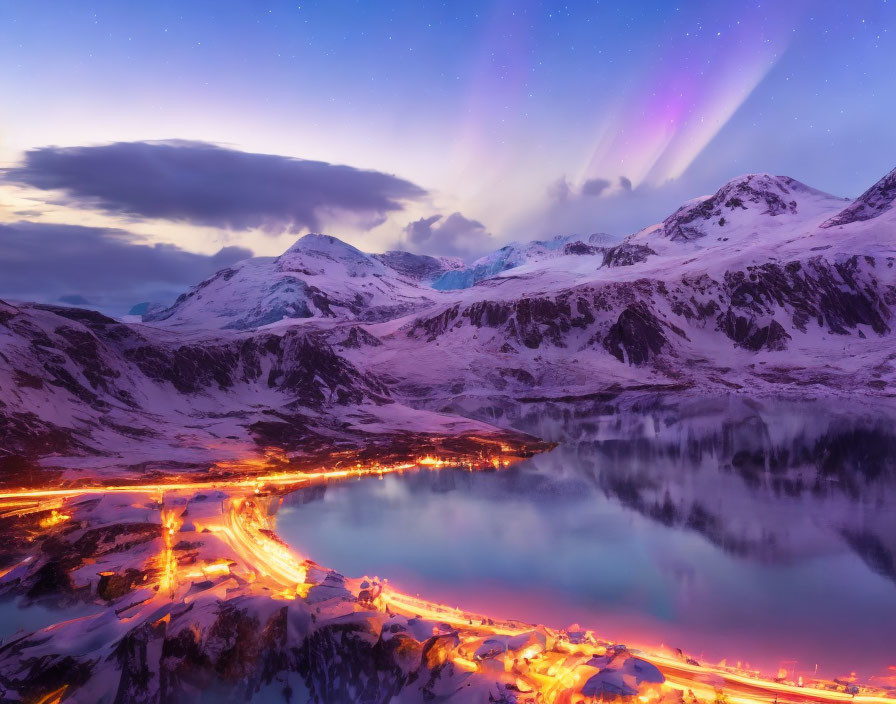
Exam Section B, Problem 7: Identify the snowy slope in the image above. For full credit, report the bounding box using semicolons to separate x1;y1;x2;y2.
142;231;617;330
0;300;503;473
821;166;896;227
371;250;464;280
145;234;452;330
431;232;614;289
635;174;848;249
3;168;896;466
350;170;896;406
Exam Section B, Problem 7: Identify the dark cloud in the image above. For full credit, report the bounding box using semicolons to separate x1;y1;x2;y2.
5;140;427;233
548;176;614;203
405;214;443;245
581;177;611;197
401;212;492;259
0;221;252;315
547;178;573;203
512;172;720;242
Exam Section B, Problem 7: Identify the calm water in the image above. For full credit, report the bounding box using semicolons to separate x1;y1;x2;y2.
275;397;896;681
0;598;104;645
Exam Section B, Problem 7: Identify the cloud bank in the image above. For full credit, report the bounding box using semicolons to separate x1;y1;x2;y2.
503;170;724;244
0;221;252;314
402;212;492;259
6;140;427;233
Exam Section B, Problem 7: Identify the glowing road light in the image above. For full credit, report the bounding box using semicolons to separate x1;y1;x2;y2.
1;449;893;704
38;509;70;528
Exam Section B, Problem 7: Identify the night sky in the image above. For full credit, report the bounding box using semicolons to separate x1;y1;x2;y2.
0;1;894;311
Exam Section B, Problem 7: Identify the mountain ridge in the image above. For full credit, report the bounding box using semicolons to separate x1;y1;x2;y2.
2;166;895;467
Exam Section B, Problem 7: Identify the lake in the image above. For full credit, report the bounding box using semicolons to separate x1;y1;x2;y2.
274;396;896;683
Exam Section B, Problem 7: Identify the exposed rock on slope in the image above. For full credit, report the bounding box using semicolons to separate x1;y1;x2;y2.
144;234;444;330
603;302;678;364
601;243;656;267
657;174;842;242
0;300;503;468
821;166;896;227
404;254;889;360
370;250;463;280
364;169;894;402
4;167;896;467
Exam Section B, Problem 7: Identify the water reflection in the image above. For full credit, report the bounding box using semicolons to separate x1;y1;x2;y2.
0;597;104;645
275;396;896;682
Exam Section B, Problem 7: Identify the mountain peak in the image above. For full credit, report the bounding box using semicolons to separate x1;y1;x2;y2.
371;250;463;281
656;173;842;243
276;233;382;276
283;233;366;257
821;166;896;228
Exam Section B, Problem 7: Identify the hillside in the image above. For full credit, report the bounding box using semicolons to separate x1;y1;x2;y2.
3;167;895;467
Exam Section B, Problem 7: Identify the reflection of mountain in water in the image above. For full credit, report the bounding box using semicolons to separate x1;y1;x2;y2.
283;396;896;584
520;396;896;580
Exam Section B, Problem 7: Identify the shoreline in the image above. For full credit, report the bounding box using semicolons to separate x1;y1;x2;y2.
0;450;892;703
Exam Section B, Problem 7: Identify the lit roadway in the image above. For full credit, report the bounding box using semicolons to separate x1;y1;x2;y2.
1;456;892;704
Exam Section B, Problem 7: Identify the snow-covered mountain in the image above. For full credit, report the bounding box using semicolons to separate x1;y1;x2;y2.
822;166;896;227
0;300;506;476
640;173;848;246
3;168;895;704
142;232;614;330
144;234;458;330
355;170;894;411
430;232;614;290
371;249;464;281
3;167;896;466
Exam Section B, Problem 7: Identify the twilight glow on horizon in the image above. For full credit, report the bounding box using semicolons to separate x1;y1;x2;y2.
4;4;896;698
0;0;894;310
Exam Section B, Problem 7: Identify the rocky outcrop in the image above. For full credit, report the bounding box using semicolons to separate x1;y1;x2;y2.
0;301;388;457
409;293;598;350
602;303;673;365
721;257;890;335
718;311;791;351
336;326;383;349
563;241;603;256
504;298;577;349
822;167;896;227
406;251;891;374
409;304;462;341
25;304;386;403
661;174;804;241
602;243;656;267
372;250;462;281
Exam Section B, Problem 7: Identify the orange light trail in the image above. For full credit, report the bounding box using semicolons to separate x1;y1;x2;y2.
3;453;894;704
